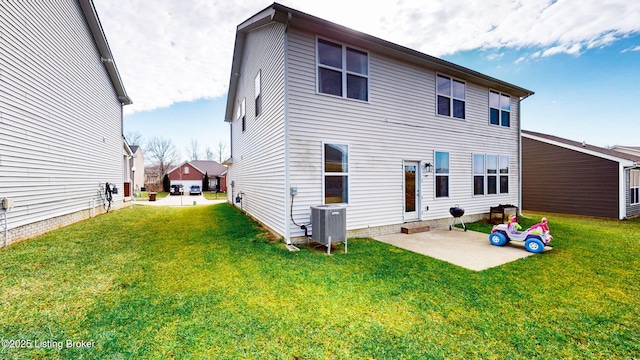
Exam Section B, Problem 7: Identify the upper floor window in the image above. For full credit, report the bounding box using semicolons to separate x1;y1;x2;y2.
490;90;510;127
324;143;349;204
255;71;262;117
239;98;246;132
435;151;450;198
437;75;465;119
317;38;368;101
184;166;190;175
631;169;640;205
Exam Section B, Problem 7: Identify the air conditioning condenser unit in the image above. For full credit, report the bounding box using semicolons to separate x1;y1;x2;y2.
310;205;346;254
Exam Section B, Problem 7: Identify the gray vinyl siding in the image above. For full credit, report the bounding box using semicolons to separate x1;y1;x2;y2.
286;29;520;237
227;22;287;236
522;137;619;218
0;1;124;229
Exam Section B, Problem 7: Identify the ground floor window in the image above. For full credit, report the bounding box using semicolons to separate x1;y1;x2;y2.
435;151;449;198
324;143;349;204
473;153;509;195
631;170;640;205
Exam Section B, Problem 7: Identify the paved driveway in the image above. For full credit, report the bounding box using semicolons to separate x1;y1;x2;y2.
374;228;551;271
136;194;226;207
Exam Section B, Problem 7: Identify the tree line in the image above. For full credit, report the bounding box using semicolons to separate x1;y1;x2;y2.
126;131;228;188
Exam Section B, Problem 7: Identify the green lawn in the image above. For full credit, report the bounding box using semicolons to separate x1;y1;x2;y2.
202;191;226;200
137;191;169;200
1;205;638;359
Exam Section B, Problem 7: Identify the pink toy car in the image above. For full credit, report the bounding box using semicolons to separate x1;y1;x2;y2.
489;216;552;253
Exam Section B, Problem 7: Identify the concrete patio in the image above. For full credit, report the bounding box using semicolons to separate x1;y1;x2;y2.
374;228;551;271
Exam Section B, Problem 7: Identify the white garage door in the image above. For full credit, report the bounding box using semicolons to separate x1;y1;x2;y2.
170;180;202;190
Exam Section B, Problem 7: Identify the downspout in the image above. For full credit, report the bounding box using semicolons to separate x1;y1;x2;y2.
283;11;294;247
619;164;626;219
518;92;534;216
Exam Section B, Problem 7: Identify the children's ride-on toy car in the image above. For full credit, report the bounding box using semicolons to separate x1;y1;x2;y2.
489;216;552;253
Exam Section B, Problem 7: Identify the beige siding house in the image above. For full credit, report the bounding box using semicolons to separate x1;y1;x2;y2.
0;0;131;246
225;3;533;244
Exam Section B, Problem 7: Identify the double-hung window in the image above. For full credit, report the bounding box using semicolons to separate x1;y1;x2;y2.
473;154;485;195
499;155;509;194
490;90;511;127
435;151;450;198
240;98;246;132
317;38;368;101
631;170;640;205
437;75;465;119
255;71;262;117
324;144;349;204
474;154;509;195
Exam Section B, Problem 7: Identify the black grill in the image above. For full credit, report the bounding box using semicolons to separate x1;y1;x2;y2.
449;207;465;218
449;206;466;231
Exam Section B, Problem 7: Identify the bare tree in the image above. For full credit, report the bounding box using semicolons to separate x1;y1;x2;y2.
125;131;143;146
204;146;214;161
187;138;200;161
146;137;180;175
215;141;228;163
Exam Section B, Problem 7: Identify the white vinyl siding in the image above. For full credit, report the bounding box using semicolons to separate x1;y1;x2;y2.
0;1;125;231
227;22;287;236
286;29;520;237
631;169;640;205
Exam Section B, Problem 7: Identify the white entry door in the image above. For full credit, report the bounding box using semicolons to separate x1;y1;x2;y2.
404;161;420;221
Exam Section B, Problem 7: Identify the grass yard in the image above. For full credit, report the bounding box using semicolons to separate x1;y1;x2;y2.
203;191;226;200
1;204;639;359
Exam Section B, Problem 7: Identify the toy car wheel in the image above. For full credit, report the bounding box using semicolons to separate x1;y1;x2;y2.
489;232;508;246
525;238;545;253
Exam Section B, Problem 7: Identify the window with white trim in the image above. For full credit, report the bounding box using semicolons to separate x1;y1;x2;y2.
499;155;509;194
473;154;485;195
490;90;511;127
324;144;349;204
184;166;189;175
240;98;246;132
317;38;368;101
437;75;465;119
255;71;262;117
474;154;509;195
435;151;449;198
631;169;640;205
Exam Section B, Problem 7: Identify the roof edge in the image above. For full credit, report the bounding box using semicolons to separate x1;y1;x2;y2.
78;0;132;105
522;130;640;166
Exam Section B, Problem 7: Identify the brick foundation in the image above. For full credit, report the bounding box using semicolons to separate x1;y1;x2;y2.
2;200;125;247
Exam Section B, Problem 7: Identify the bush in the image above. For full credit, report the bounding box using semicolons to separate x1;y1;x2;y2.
162;174;170;192
203;172;210;192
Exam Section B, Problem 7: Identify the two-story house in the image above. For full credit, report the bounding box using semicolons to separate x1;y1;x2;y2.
224;3;533;244
0;0;131;246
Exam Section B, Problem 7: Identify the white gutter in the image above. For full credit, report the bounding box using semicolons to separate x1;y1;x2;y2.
619;164;625;219
284;12;292;245
518;92;533;216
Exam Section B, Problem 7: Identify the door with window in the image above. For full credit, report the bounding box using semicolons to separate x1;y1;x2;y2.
404;161;420;221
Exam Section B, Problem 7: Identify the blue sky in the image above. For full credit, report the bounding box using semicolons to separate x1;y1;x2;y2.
94;0;640;161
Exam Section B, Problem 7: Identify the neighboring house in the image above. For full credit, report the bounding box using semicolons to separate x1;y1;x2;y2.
167;160;227;192
129;145;145;193
610;146;640;158
224;3;534;243
123;138;134;198
144;165;162;191
522;130;640;219
0;0;131;246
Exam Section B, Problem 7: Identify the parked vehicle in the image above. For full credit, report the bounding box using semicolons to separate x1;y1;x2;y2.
489;216;553;253
189;185;202;195
170;184;184;195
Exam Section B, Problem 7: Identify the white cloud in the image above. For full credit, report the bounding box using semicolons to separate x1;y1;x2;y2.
94;0;640;114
